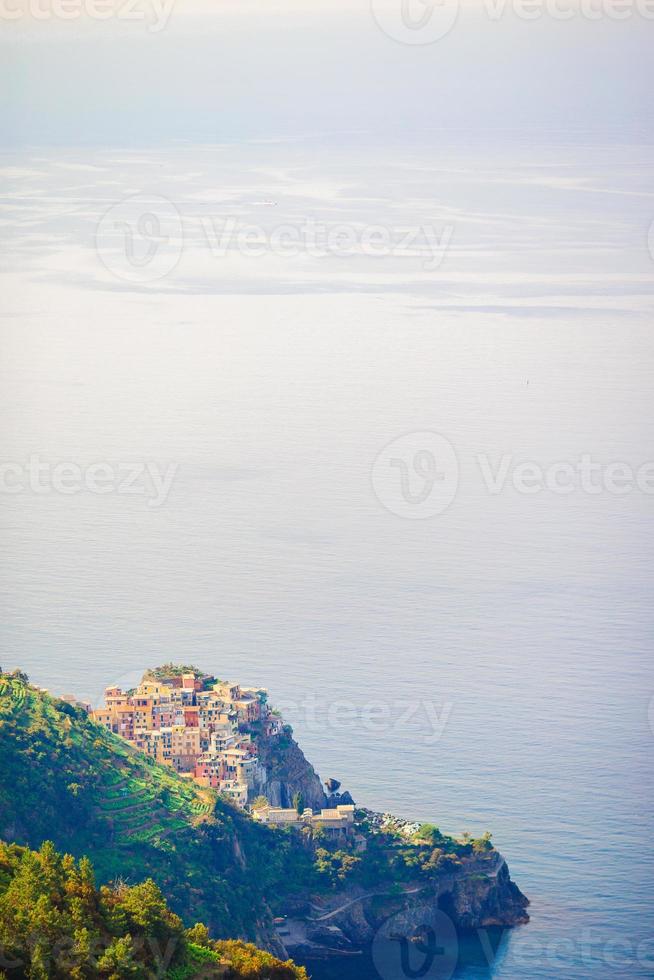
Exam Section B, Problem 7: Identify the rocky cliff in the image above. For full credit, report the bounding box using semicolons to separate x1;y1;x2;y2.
256;730;328;811
439;854;529;928
279;851;529;960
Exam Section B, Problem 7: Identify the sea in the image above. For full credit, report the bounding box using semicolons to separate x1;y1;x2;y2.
1;138;653;979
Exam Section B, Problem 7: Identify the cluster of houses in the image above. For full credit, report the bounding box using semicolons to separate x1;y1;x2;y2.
91;670;283;807
253;802;357;840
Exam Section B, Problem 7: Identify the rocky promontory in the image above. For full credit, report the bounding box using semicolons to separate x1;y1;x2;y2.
0;667;529;974
277;848;529;960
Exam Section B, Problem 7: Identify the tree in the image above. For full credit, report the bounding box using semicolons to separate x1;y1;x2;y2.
186;923;211;947
29;938;50;980
416;824;444;846
292;792;304;815
252;796;269;811
109;879;183;942
68;927;95;979
96;936;139;977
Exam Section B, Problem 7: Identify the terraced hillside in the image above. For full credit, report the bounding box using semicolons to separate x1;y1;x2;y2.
0;672;314;940
0;672;213;843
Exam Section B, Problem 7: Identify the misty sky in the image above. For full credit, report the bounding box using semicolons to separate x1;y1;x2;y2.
1;0;653;147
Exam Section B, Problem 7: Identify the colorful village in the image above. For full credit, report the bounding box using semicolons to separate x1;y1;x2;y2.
90;666;356;838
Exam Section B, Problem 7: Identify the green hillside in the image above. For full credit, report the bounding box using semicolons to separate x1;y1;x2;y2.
0;667;526;967
0;672;314;939
0;838;307;979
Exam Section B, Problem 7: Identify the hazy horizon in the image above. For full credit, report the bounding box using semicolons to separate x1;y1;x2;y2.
2;0;653;148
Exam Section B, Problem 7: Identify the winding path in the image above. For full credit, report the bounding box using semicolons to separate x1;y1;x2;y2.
309;884;426;922
307;855;504;922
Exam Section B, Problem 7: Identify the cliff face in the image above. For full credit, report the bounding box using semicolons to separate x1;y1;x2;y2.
256;730;327;811
280;852;529;960
440;855;529;928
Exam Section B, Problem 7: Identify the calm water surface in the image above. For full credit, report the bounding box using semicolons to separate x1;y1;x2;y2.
1;140;653;979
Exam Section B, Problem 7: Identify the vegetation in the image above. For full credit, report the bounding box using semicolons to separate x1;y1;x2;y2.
343;816;496;887
142;665;210;682
0;839;307;979
0;673;315;937
314;849;362;887
182;939;307;980
0;669;501;950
